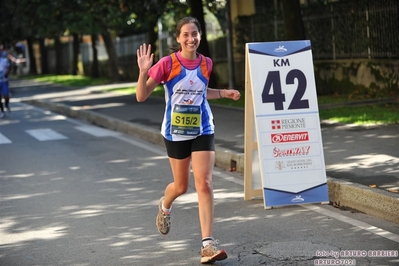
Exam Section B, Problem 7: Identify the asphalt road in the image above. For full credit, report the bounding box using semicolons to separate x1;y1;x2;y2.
8;79;399;224
9;79;399;193
1;102;398;265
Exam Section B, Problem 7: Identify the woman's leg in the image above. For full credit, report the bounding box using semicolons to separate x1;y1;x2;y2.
191;150;215;238
163;156;191;208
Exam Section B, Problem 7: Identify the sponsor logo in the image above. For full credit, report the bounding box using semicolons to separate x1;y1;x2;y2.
274;159;313;171
275;161;286;170
291;195;305;203
271;120;281;130
286;159;313;169
173;129;185;134
181;99;194;105
271;132;309;143
271;118;306;130
274;46;287;52
272;146;310;157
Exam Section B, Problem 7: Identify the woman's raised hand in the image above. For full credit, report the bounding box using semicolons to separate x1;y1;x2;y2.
137;43;154;72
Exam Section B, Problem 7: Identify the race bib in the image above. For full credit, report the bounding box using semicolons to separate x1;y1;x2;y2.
171;104;201;136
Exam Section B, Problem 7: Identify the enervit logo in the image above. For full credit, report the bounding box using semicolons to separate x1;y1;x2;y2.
270;118;306;130
271;132;309;143
272;146;310;157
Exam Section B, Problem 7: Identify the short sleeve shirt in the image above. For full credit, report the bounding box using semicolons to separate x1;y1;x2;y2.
147;51;215;141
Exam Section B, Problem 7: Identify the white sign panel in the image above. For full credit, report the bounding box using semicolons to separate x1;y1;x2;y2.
247;41;329;207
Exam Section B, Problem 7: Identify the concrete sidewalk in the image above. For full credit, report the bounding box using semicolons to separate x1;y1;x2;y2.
8;78;399;224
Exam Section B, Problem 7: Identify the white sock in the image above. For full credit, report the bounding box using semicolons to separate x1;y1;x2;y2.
202;237;213;247
161;202;171;213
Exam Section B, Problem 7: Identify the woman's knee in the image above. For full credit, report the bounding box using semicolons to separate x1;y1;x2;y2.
195;179;212;194
174;183;189;195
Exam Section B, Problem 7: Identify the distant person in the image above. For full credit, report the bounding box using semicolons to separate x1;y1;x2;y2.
0;50;11;118
136;17;240;264
6;49;26;76
15;42;25;56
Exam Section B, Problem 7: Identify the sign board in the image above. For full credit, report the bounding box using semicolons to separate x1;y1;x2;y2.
244;41;329;208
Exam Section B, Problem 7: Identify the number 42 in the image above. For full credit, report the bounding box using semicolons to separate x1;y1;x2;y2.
262;69;309;111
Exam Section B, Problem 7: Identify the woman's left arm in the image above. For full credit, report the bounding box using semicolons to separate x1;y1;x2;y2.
207;88;241;101
205;57;240;101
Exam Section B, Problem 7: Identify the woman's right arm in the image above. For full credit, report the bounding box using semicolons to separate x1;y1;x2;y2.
136;44;158;102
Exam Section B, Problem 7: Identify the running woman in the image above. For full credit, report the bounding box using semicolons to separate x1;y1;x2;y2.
136;16;240;264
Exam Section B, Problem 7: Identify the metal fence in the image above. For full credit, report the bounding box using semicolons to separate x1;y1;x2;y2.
79;0;399;64
80;34;147;66
235;0;399;60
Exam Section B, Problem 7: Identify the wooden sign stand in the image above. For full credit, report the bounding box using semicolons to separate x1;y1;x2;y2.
244;49;262;200
243;41;329;208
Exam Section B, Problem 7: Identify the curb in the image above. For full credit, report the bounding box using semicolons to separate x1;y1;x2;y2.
328;178;399;224
24;99;399;224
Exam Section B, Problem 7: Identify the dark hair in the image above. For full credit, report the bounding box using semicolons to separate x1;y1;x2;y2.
170;17;202;52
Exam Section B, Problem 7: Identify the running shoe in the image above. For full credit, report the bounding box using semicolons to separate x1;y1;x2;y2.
200;239;227;264
156;197;171;235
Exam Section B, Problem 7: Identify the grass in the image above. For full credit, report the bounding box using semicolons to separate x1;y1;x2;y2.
21;74;110;87
20;74;399;125
316;93;374;105
318;103;399;125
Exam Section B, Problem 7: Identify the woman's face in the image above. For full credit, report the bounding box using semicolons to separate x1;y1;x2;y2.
176;22;201;54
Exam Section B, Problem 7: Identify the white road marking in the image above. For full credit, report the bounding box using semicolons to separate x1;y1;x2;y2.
26;129;68;141
114;135;167;156
75;125;121;137
0;133;12;144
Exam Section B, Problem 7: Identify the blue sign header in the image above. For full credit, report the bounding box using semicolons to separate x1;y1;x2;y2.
248;40;311;57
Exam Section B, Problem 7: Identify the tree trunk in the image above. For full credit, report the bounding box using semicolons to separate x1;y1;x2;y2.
189;0;217;87
54;37;63;74
27;37;37;75
147;19;158;61
38;38;49;74
72;33;80;75
225;0;235;89
101;32;120;82
91;34;99;78
281;0;306;40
